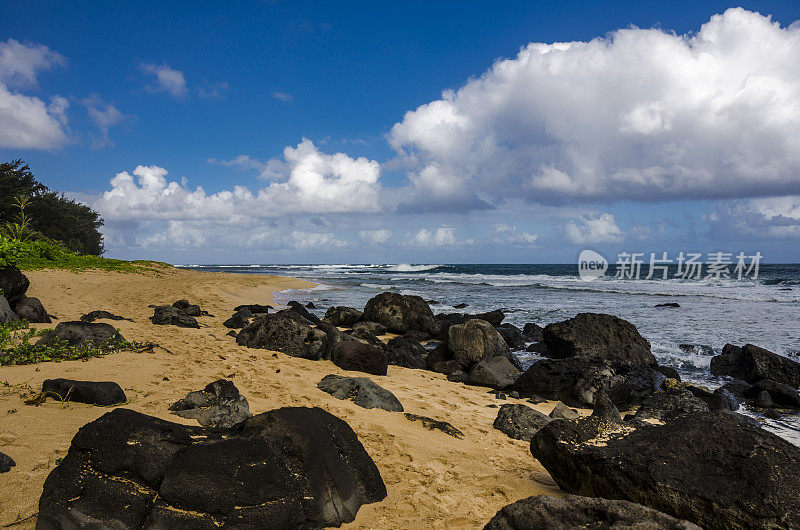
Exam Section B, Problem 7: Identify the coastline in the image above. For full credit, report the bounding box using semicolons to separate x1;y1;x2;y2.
0;267;563;528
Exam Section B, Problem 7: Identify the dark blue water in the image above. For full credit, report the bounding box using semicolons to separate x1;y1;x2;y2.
179;263;800;443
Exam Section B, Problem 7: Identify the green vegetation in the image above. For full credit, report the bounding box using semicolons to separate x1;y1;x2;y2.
0;320;156;366
1;160;104;255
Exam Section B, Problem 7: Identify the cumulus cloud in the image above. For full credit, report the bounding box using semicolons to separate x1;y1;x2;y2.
389;8;800;209
0;39;69;149
405;227;474;248
490;224;538;246
712;196;800;238
81;94;127;148
139;62;187;97
359;229;392;244
94;139;382;223
0;38;65;87
564;213;624;244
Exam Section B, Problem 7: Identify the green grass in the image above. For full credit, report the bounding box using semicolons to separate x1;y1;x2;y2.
0;236;170;273
0;320;152;366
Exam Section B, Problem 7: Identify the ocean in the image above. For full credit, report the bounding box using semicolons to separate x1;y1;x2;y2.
179;263;800;444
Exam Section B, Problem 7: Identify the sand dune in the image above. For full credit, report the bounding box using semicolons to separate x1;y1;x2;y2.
0;266;563;528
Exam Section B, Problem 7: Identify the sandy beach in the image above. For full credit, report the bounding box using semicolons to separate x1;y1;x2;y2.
0;266;563;528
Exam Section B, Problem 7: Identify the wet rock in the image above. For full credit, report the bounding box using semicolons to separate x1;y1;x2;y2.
331;341;389;376
522;322;544;342
404;413;463;438
492;404;551;441
542;313;656;368
150;305;201;328
324;306;363;327
237;313;327;359
362;292;437;335
655;302;681;308
79;310;130;323
530;411;800;529
679;344;714;356
37;321;126;348
41;379;127;406
223;308;252;329
484;494;701;530
549;402;579;420
305;302;316;309
453;302;468;309
169;379;251;428
468;356;521;389
449;319;511;368
525;341;548;354
721;379;751;398
0;451;14;473
385;336;426;369
37;407;386;528
656;365;681;381
743;379;800;408
317;374;403;412
352;321;386;336
0;265;29;304
754;390;774;408
635;388;709;422
496;323;526;350
13;296;50;323
710;343;800;387
0;295;17;323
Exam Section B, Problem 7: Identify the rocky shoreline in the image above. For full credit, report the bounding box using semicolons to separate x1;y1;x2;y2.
2;265;800;528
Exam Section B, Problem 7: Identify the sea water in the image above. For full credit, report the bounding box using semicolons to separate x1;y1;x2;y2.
181;263;800;444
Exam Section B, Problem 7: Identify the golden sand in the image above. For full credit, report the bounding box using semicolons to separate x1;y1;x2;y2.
0;266;563;528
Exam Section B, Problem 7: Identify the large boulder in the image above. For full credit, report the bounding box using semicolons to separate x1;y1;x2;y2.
37;322;126;349
742;379;800;408
169;379;251;428
0;295;17;323
37;407;386;528
324;306;363;327
0;265;29;304
150;306;200;328
531;411;800;529
317;374;403;412
492;404;551;441
496;323;526;350
542;313;656;368
512;358;620;407
522;322;544;342
468;356;521;389
331;341;389;376
79;310;130;323
710;343;800;388
484;495;701;530
385;336;426;369
352;321;387;336
286;301;322;325
223;308;252;329
41;379;127;406
634;388;709;422
434;310;506;340
362;292;437;335
13;295;50;323
0;451;14;473
172;299;205;317
236;313;328;359
449;319;511;367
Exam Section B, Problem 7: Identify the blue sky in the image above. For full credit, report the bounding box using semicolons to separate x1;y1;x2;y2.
1;1;800;263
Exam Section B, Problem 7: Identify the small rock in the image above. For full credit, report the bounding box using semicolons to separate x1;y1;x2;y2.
305;302;316;309
468;356;521;389
655;302;681;308
509;391;520;399
754;390;774;408
0;451;14;473
352;321;387;336
496;393;507;400
591;388;622;423
150;306;200;328
324;306;363;327
169;379;251;429
447;370;470;383
453;303;469;309
522;322;544;342
79;310;130;323
317;374;403;412
549;402;579;420
0;295;17;323
493;404;551;441
223;308;252;329
41;379;127;406
13;296;51;323
233;303;272;314
404;413;464;438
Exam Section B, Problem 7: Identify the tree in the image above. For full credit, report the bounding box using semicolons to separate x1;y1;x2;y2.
0;160;105;255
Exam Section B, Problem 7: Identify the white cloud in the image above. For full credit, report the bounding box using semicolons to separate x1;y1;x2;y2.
81;94;127;148
287;231;347;250
0;38;65;87
565;213;624;244
139;62;187;97
271;91;293;102
713;196;800;238
0;84;69;149
94;139;382;223
389;8;800;209
359;229;392;244
405;227;474;248
208;154;267;171
490;224;538;246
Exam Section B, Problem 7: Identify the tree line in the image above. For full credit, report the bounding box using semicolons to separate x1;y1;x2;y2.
0;159;104;256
